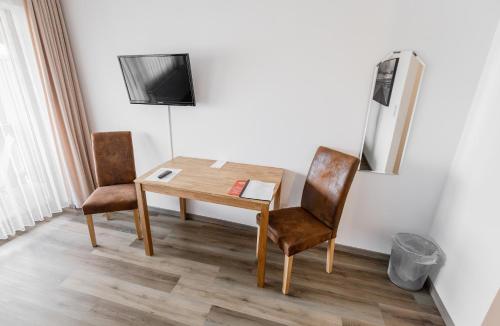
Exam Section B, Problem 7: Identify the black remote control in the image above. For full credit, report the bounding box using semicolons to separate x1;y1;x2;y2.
157;170;172;179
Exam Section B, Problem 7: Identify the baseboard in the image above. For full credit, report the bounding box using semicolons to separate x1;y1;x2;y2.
335;243;389;261
147;206;259;231
67;205;390;261
429;280;455;326
148;206;390;261
65;205;389;261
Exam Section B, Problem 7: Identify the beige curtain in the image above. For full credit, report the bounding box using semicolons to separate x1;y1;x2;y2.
23;0;95;207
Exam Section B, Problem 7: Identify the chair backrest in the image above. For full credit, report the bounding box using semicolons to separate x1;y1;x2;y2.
301;146;360;234
92;131;136;187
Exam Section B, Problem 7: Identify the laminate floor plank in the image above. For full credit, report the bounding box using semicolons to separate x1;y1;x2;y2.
72;212;171;239
0;211;445;326
62;270;210;326
92;243;220;283
0;294;92;326
379;303;445;326
266;262;440;316
205;305;286;326
1;273;177;326
212;265;385;325
135;232;438;320
172;275;344;326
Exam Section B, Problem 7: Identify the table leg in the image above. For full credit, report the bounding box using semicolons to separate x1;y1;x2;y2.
179;197;187;221
135;182;153;256
257;205;269;287
274;183;282;210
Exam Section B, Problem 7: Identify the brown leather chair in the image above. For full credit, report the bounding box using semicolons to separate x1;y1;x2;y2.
256;146;359;294
82;131;143;247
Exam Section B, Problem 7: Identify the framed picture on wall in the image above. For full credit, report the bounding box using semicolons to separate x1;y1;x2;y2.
372;58;399;106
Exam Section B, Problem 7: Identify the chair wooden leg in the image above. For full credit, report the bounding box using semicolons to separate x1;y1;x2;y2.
133;209;143;240
326;238;336;273
105;212;113;220
282;255;294;295
256;225;260;259
86;215;97;247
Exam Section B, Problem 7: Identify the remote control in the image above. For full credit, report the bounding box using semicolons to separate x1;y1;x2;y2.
157;170;172;179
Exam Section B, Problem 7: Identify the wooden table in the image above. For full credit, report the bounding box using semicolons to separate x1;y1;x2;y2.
134;156;284;287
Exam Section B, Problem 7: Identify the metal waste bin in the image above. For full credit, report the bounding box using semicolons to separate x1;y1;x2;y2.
388;233;440;291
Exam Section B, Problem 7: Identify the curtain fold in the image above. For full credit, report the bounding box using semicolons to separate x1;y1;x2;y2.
23;0;95;207
0;0;69;238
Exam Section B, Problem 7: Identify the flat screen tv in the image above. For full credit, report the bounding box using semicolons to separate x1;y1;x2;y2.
118;54;195;106
372;58;399;106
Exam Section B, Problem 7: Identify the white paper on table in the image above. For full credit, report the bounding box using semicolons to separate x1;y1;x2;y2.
145;168;182;184
210;160;226;169
241;180;275;201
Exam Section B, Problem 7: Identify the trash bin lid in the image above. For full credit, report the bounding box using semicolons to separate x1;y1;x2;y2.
393;233;440;264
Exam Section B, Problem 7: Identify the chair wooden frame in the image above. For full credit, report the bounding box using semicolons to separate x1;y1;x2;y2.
256;228;337;294
83;131;143;248
280;238;336;294
85;209;143;247
257;147;359;295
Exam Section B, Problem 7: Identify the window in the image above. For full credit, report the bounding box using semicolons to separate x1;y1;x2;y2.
0;1;68;238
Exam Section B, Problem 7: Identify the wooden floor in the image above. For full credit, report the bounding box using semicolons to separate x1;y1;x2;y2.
0;210;445;326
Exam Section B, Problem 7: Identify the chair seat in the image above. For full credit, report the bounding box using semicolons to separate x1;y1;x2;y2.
256;207;333;256
82;184;137;215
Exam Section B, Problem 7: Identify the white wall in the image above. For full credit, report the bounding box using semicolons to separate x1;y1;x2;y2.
61;0;500;253
428;22;500;326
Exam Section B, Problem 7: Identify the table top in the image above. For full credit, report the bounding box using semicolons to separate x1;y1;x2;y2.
135;156;284;210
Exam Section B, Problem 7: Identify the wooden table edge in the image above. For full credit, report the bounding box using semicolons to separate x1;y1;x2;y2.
133;158;285;288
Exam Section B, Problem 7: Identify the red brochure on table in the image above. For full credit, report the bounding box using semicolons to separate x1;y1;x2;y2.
228;179;250;196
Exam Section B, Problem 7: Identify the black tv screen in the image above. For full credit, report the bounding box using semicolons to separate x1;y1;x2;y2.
372;58;399;106
118;54;195;106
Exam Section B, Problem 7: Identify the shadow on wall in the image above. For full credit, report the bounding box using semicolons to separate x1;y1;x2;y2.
340;158;449;253
428;239;447;281
279;170;306;208
133;131;170;167
425;177;470;283
190;52;218;106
